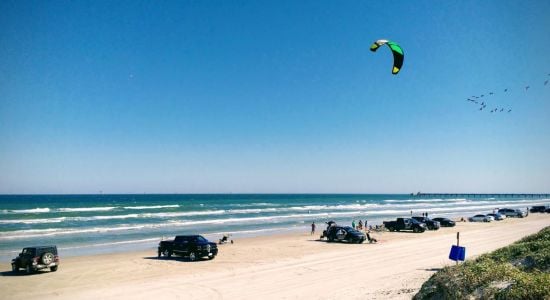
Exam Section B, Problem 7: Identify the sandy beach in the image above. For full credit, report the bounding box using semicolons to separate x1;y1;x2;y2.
1;214;548;300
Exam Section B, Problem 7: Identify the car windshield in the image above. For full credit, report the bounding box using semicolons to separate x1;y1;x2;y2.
195;236;208;243
474;215;485;217
343;226;358;232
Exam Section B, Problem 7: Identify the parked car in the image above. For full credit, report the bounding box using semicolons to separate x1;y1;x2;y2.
469;214;494;222
383;218;427;233
530;205;549;213
498;208;527;218
487;213;506;221
412;216;440;230
158;235;218;261
324;226;366;243
432;217;456;227
12;246;59;274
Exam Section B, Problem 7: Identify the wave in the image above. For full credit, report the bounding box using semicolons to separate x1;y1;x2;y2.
123;205;180;210
0;225;151;240
0;217;67;224
2;208;51;214
58;207;117;212
384;198;467;203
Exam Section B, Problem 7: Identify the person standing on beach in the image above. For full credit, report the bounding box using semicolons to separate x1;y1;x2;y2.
311;222;316;235
352;220;356;229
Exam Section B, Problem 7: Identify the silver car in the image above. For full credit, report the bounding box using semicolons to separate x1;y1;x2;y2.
487;213;506;221
468;214;494;222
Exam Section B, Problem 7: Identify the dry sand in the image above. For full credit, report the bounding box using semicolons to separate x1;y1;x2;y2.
1;214;549;300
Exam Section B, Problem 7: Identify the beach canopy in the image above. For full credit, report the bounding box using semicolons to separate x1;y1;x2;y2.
370;39;404;75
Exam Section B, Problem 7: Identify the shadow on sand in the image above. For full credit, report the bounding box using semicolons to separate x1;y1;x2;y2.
0;270;51;277
142;256;211;262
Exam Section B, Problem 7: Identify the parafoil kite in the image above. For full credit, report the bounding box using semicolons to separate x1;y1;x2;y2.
370;39;404;75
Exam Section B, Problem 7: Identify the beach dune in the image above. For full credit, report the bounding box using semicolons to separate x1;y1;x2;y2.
1;214;548;300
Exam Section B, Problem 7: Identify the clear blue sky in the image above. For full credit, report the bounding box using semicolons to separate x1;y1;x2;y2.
1;0;549;194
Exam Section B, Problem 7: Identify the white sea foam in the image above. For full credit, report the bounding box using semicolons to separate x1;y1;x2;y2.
58;207;116;212
0;225;149;240
384;198;467;203
123;205;180;210
0;217;66;224
3;208;51;214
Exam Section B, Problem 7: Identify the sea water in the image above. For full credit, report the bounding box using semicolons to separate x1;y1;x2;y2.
0;194;547;261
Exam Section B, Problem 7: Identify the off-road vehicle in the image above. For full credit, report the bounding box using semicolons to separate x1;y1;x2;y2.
12;246;59;274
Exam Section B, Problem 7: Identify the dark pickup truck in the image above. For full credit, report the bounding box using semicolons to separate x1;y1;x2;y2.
158;235;218;261
412;216;440;230
383;218;427;233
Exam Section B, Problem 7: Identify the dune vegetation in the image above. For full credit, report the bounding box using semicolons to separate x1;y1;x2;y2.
414;226;550;299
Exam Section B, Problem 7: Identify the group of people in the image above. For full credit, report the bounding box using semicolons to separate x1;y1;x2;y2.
351;219;368;231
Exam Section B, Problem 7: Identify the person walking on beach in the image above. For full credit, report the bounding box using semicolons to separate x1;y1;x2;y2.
358;220;363;230
311;222;316;235
364;219;368;230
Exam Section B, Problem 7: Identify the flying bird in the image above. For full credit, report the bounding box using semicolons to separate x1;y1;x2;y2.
525;86;530;90
489;92;494;95
545;80;548;85
508;109;512;113
504;89;508;92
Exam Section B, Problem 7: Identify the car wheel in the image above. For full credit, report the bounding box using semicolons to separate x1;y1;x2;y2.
208;255;215;260
327;237;334;243
189;252;197;262
11;264;18;273
413;227;419;233
163;249;172;258
50;266;58;272
25;265;32;274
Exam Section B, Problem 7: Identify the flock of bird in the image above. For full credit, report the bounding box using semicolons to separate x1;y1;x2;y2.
465;74;549;113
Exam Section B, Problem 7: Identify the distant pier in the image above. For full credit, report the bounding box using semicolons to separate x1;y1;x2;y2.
413;193;550;198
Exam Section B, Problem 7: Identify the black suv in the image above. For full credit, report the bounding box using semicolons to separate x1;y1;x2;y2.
412;216;441;230
324;226;366;243
12;246;59;274
530;205;549;213
158;235;218;261
432;217;456;227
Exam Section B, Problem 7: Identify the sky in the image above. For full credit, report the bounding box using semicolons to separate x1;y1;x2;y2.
1;0;550;194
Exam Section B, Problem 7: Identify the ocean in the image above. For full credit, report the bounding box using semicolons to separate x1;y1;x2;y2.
1;194;548;261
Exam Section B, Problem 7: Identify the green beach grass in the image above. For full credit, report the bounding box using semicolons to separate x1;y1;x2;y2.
414;226;550;299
